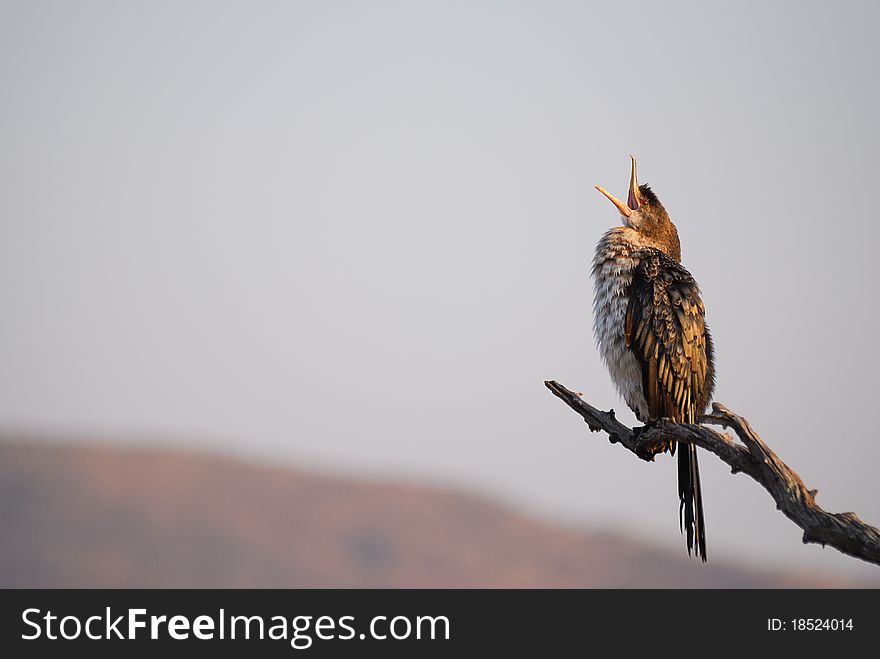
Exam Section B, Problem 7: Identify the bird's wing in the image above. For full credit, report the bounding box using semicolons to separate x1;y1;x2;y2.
626;249;714;561
625;249;712;424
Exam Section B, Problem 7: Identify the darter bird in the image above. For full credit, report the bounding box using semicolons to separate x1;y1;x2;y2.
592;156;715;561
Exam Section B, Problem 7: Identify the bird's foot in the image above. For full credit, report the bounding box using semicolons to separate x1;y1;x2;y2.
632;419;656;440
633;420;670;461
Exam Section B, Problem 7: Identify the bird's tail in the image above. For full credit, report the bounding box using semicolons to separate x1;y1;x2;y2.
678;442;707;561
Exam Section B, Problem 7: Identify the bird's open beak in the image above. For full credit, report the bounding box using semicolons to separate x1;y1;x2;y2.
595;155;642;218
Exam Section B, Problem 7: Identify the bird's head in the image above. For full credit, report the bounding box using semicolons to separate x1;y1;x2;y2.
595;156;681;262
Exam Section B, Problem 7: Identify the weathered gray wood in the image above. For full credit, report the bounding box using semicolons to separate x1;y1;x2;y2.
544;379;880;567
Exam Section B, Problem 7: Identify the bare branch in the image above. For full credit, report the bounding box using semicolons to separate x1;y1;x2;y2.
544;380;880;567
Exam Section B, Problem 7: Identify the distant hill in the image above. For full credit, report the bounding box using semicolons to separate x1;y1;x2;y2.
0;440;858;588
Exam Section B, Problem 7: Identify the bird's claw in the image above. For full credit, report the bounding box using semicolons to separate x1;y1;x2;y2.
632;420;655;440
633;420;670;461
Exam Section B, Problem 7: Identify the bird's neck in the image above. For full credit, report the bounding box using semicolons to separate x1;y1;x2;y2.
598;226;680;262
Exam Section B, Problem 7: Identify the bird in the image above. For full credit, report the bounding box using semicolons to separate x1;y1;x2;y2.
591;156;715;561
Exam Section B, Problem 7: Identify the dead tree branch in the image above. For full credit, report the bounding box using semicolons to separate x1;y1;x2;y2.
544;379;880;567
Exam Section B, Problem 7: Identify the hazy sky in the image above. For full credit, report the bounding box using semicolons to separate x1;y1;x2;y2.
2;1;879;579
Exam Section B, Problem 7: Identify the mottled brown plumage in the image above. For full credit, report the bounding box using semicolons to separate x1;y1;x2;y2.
592;157;715;561
626;250;714;559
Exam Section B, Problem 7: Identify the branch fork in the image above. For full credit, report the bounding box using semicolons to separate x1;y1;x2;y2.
544;380;880;567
